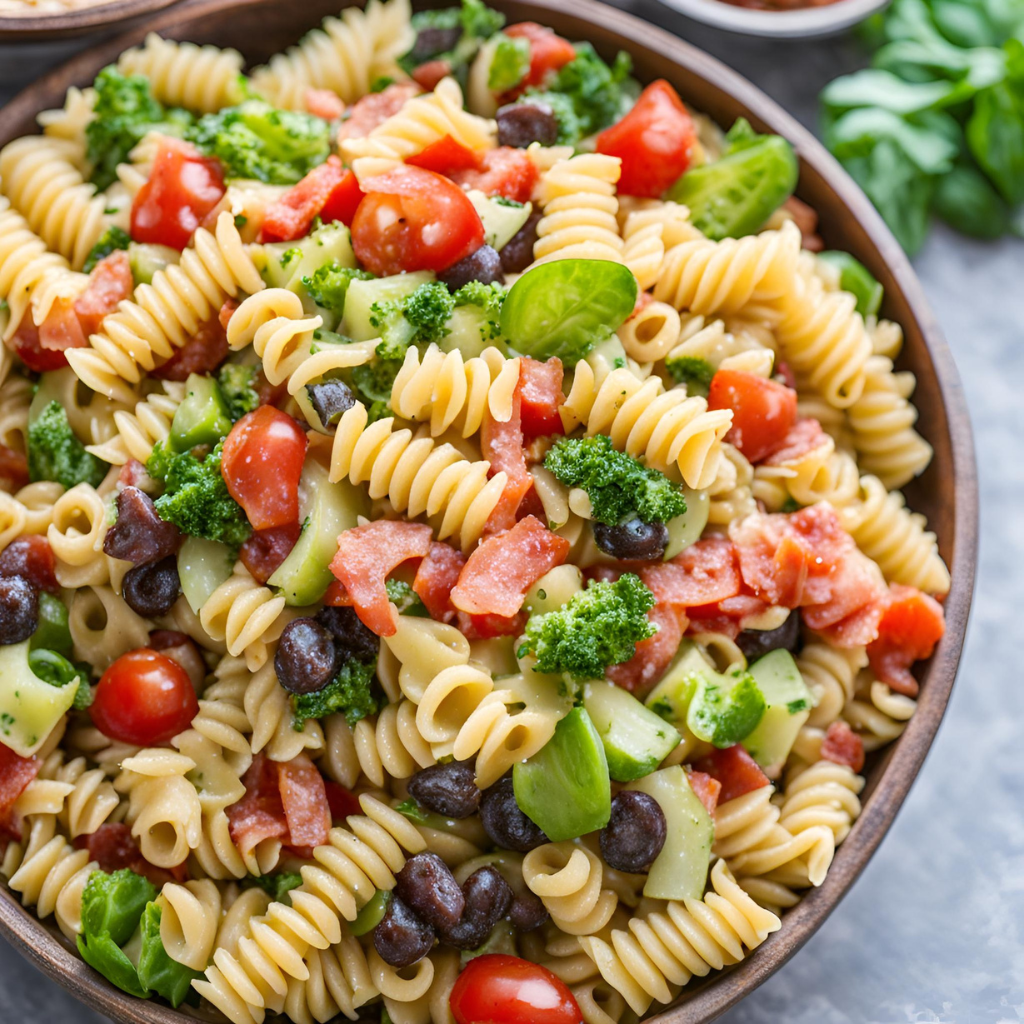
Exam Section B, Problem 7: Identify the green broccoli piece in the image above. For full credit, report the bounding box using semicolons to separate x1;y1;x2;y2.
385;579;429;617
84;226;131;274
303;262;374;313
781;496;803;514
186;100;330;185
488;34;531;92
453;280;506;341
665;355;716;397
246;871;304;903
544;435;686;526
28;401;108;490
370;76;396;93
147;440;251;549
217;363;261;420
351;358;404;421
136;902;201;1008
459;0;504;40
518;574;657;682
370;281;456;360
687;670;766;748
293;656;379;729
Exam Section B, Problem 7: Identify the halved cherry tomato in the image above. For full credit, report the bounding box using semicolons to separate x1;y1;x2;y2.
91;648;199;745
708;369;797;464
220;407;307;530
351;165;485;276
260;156;364;241
449;147;538;204
516;357;565;439
407;134;482;175
450;954;582;1024
37;298;85;354
504;23;577;91
131;137;226;251
0;535;59;594
74;251;133;336
692;744;770;805
412;60;451;92
596;80;698;198
12;318;72;372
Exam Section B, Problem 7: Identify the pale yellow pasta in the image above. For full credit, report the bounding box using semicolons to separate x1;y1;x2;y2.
13;481;64;535
85;380;186;465
617;300;682;364
798;640;868;730
664;313;776;379
285;934;378;1023
32;367;130;448
37;86;95;150
245;659;326;763
351;700;437;786
776;760;864;844
158;879;223;970
619;200;694;290
192;655;254;775
524;843;619;936
707;443;755;526
379;613;472;703
50;756;119;839
6;835;97;941
216;886;273;956
69;584;152;669
0;370;32;452
174;728;246;816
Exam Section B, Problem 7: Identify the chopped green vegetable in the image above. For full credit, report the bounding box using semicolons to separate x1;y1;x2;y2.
395;797;428;823
385;579;429;617
665;355;716;397
217;363;261;420
401;0;504;76
292;656;379;729
488;34;531;92
687;669;766;748
816;251;885;318
27;649;89;711
28;401;107;490
519;574;657;682
136;903;201;1007
303;262;374;314
29;592;72;657
84;226;131;274
80;869;156;947
351;358;403;421
246;871;303;903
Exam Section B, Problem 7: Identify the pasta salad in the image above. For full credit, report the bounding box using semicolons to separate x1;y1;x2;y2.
0;2;949;1021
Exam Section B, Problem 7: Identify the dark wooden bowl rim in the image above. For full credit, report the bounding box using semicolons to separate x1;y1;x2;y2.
0;0;180;42
0;0;978;1020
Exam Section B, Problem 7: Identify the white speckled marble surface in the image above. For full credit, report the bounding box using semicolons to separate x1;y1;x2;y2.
0;4;1020;1021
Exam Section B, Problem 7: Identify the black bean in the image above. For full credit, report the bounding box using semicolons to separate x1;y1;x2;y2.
315;605;379;662
593;518;669;561
372;895;435;968
407;760;480;819
103;487;182;565
499;210;542;275
275;618;338;695
508;890;549;932
599;791;667;873
410;24;462;63
736;612;801;661
438;246;504;292
0;575;38;645
395;852;466;932
121;556;181;618
479;778;548;852
497;102;559;149
305;380;356;427
441;866;514;950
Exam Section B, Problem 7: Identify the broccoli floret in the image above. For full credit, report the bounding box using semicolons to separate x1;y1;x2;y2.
370;281;456;361
351;358;403;423
402;0;504;76
84;226;131;274
488;34;531;92
292;656;379;729
246;871;303;903
186;100;330;185
370;76;396;93
217;363;261;420
385;579;429;617
781;496;802;514
28;401;108;490
544;435;686;526
302;262;374;313
147;440;251;549
459;0;504;40
453;280;506;341
687;670;766;748
665;355;715;397
519;574;657;682
136;902;202;1007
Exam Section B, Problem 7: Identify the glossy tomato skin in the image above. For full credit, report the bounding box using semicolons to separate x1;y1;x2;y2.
351;165;485;276
91;649;199;745
450;148;538;204
707;369;798;464
450;954;582;1024
504;23;577;92
12;319;71;372
596;80;698;198
221;406;307;531
260;156;364;241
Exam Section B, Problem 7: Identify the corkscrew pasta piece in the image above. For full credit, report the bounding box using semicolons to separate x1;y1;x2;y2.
157;879;223;970
378;613;472;703
707;443;756;526
6;836;97;941
68;584;153;667
52;756;120;839
191;656;254;775
11;481;64;536
619;200;695;290
665;313;776;380
843;673;915;751
284;934;378;1024
798;640;868;730
244;660;326;763
776;760;864;844
37;86;95;150
523;843;619;936
350;700;437;787
617;300;681;364
85;380;186;466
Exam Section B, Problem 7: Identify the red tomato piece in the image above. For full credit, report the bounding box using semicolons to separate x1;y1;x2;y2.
867;584;945;697
330;521;434;636
413;541;466;622
450;954;582;1024
458;610;529;640
596;80;698;198
450;516;569;619
708;369;798;464
260;156;363;242
12;319;69;372
449;147;538;204
221;407;307;530
38;297;86;353
91;648;199;746
335;83;421;143
0;743;39;826
820;721;865;773
351;165;485;276
320;170;366;228
481;368;533;534
277;753;330;848
504;23;577;91
323;579;354;607
78;823;141;873
639;536;741;611
305;88;346;120
412;60;451;92
517;357;564;438
151;315;229;380
323;780;361;822
606;602;685;697
0;444;29;493
0;535;59;594
131;137;226;251
687;769;722;815
74;251;133;337
407;134;483;175
240;522;302;584
228;754;289;859
692;744;770;805
762;418;828;467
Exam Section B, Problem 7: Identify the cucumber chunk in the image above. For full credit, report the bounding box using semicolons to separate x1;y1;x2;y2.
0;640;78;756
664;487;710;559
129;243;179;285
178;536;234;614
262;221;356;295
466;189;532;252
524;565;583;617
742;649;815;771
169;373;233;452
343;271;434;341
644;643;707;722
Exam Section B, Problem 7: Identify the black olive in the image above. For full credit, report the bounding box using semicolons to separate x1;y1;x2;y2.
0;575;38;645
372;895;435;968
121;556;181;618
407;760;480;819
305;380;355;426
394;853;465;932
499;210;542;275
496;102;559;148
736;612;801;661
274;618;339;694
479;778;548;852
409;24;462;63
315;605;379;662
599;791;667;873
438;246;504;292
508;890;549;932
593;518;669;561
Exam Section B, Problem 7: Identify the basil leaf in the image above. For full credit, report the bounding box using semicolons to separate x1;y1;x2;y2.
932;161;1011;237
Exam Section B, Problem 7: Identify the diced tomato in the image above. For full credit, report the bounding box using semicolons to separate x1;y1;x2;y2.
606;602;685;697
411;60;451;92
693;744;770;805
804;548;887;641
0;444;29;493
240;522;301;584
639;537;741;611
151;315;229;380
323;579;354;606
0;744;39;828
260;156;364;241
481;369;532;534
450;516;569;619
687;769;722;815
516;358;564;438
227;755;289;859
117;458;147;490
324;780;361;822
449;147;538;204
763;418;828;467
221;407;307;530
450;954;582;1024
320;171;366;228
218;299;239;332
38;297;85;353
352;165;485;276
12;319;69;372
504;23;577;91
458;610;528;640
335;83;421;143
407;134;482;175
74;251;133;337
305;88;346;120
596;80;698;198
277;753;330;848
867;584;945;697
75;822;184;885
330;521;434;636
131;137;226;251
0;535;59;594
820;721;865;773
708;369;797;464
413;541;466;622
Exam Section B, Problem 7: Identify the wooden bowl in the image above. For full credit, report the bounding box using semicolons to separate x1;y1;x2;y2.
0;0;180;43
0;0;978;1020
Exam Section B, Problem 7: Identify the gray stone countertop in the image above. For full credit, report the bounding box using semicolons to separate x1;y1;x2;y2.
0;4;1021;1021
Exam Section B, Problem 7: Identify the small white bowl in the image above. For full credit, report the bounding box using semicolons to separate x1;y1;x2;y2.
654;0;890;38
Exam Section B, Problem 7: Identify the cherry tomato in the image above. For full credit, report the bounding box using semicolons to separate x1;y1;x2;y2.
516;357;564;438
91;648;199;745
407;134;482;175
37;297;85;354
131;137;226;251
450;954;582;1024
707;368;797;464
74;251;133;336
221;406;307;530
504;23;577;92
260;156;364;241
596;80;698;198
351;165;485;276
450;147;538;204
12;319;69;372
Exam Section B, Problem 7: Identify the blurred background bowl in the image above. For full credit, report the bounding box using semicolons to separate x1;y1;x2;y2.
652;0;889;38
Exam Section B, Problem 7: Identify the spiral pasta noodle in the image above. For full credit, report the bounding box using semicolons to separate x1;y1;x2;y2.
776;760;864;844
707;442;756;526
157;879;223;970
85;380;186;466
348;700;437;787
51;755;120;839
524;843;619;936
285;934;378;1023
665;313;776;380
5;835;96;941
798;640;868;730
619;200;695;290
244;659;325;763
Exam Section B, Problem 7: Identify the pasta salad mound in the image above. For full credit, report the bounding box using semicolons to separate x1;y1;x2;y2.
0;1;949;1021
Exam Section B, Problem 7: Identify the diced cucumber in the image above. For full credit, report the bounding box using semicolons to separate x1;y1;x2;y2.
513;706;611;842
262;221;356;295
30;592;72;657
350;889;391;936
687;664;766;748
129;243;180;285
169;373;233;451
0;640;78;756
664;487;710;559
644;643;708;723
627;766;713;901
466;189;532;252
584;680;681;782
438;305;506;358
524;565;583;617
742;649;815;771
268;458;367;605
178;536;234;614
343;271;434;341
